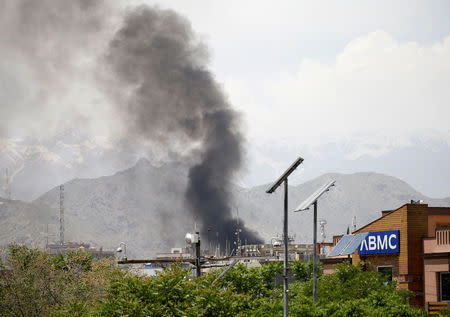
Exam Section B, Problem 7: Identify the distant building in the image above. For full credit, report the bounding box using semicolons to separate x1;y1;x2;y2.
156;247;191;261
46;242;114;259
239;242;315;261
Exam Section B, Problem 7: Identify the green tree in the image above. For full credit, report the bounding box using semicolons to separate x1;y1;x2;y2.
290;260;323;282
0;245;116;317
0;245;429;317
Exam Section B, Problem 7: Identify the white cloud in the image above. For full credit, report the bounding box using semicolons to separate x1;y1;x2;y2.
226;31;450;158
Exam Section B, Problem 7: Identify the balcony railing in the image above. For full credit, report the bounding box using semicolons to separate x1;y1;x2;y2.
436;227;450;245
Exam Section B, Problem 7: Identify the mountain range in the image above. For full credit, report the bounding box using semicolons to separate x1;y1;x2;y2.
0;158;449;257
0;130;145;201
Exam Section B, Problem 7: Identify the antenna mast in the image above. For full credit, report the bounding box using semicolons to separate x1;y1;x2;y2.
59;185;64;245
319;219;327;243
235;207;241;255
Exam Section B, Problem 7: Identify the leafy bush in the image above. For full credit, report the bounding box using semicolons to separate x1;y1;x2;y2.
0;246;429;316
219;262;282;297
287;261;427;317
291;260;323;281
0;245;116;316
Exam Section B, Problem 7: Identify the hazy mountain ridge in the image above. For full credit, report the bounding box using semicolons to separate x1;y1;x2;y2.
0;197;57;248
1;159;449;256
234;172;450;244
0;130;140;201
32;158;194;257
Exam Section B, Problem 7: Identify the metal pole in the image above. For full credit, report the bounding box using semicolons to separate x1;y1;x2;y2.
313;201;317;302
283;179;289;317
196;231;201;277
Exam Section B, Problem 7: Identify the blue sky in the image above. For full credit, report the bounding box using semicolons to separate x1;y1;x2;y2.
138;0;450;197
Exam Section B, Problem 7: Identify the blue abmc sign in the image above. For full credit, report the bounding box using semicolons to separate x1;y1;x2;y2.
358;230;399;255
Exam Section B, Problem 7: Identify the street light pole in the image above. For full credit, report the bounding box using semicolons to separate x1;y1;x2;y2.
116;242;127;261
283;178;289;315
185;232;201;277
293;180;336;305
313;201;318;302
266;156;304;317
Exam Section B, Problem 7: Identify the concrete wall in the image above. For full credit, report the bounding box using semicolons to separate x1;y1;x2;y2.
424;257;450;307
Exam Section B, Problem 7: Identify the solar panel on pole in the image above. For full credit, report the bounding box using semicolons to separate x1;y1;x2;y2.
293;179;335;303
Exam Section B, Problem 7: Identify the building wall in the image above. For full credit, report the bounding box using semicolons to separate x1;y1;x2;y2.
352;204;428;306
407;204;428;277
428;213;450;237
352;205;409;275
424;257;450;306
423;208;450;308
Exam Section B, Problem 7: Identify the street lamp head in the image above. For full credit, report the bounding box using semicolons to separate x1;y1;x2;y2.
116;247;122;253
185;232;199;245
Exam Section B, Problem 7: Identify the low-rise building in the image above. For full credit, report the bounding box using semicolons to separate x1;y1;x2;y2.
329;202;450;310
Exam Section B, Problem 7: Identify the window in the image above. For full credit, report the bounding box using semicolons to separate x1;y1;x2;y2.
377;266;393;283
441;273;450;301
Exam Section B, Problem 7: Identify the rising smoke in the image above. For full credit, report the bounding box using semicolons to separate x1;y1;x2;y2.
0;1;262;248
0;0;115;138
103;6;262;247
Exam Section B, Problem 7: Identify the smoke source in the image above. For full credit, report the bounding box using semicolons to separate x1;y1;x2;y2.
103;6;262;248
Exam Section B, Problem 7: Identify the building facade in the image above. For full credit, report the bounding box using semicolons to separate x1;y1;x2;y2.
348;203;450;309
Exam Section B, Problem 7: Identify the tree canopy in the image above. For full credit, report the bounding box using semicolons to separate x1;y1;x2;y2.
0;245;430;316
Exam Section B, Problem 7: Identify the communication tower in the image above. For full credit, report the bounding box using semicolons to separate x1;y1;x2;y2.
235;208;242;255
318;219;327;243
59;185;64;245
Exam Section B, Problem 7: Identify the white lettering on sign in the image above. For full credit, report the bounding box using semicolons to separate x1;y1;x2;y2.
377;235;387;250
368;236;376;250
388;234;397;249
360;239;367;251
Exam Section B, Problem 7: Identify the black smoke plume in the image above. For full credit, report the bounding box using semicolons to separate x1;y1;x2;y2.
104;6;262;248
0;0;262;249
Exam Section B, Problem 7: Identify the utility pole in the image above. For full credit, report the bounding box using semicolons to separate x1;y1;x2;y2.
236;207;242;256
216;231;219;257
207;227;211;256
46;223;49;248
195;231;201;278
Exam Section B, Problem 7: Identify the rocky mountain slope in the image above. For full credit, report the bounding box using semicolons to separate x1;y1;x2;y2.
0;197;57;248
1;159;449;257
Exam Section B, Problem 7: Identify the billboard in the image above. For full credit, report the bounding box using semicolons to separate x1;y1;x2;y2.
358;230;399;255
